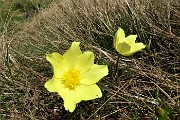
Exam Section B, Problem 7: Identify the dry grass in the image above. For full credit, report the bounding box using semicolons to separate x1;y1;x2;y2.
1;0;180;119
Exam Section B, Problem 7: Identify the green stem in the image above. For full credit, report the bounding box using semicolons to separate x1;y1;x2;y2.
114;54;120;80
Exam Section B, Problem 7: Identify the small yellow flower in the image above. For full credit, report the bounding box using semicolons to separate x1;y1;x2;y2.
113;28;146;56
45;42;108;112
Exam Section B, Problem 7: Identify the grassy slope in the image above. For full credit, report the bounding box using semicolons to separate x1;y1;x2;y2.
1;0;180;119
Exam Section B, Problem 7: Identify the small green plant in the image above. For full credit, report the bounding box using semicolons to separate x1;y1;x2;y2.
155;97;179;120
14;0;52;17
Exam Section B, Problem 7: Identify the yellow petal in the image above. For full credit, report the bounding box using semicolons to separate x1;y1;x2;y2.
116;42;131;56
63;42;82;69
64;99;77;112
122;43;145;56
76;84;102;101
58;84;102;112
80;64;108;85
126;43;145;56
46;52;67;78
57;85;80;112
113;28;125;49
44;77;61;92
124;35;137;45
75;52;94;74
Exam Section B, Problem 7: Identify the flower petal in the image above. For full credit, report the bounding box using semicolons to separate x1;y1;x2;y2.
58;84;102;112
64;98;77;112
44;77;61;92
57;86;81;112
75;52;94;74
80;64;108;85
116;42;131;56
63;42;82;68
76;84;102;101
122;43;145;56
127;43;146;55
124;35;137;45
113;28;125;49
46;52;67;78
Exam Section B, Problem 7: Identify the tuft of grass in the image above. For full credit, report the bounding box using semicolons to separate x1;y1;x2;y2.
0;0;53;34
1;0;180;119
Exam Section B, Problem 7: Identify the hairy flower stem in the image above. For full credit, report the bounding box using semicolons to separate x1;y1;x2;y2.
114;54;120;80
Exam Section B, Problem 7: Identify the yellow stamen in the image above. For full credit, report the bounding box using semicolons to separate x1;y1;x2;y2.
61;69;80;90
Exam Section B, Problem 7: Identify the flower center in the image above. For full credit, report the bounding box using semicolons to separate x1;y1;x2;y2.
61;69;80;90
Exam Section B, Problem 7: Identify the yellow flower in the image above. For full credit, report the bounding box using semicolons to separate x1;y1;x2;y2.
45;42;108;112
113;28;146;56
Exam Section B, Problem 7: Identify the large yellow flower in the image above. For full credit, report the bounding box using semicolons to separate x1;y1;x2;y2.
113;28;146;56
45;42;108;112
